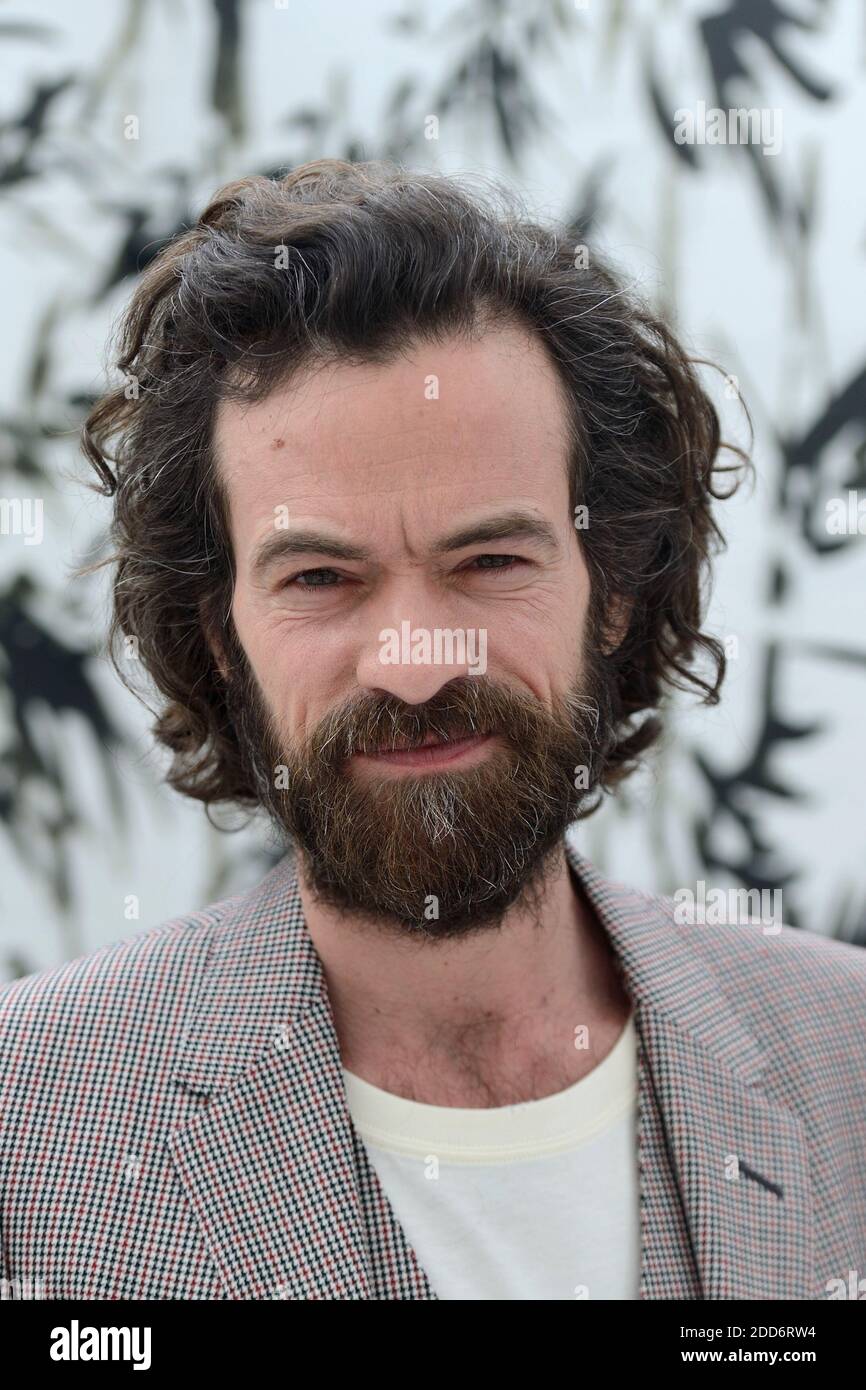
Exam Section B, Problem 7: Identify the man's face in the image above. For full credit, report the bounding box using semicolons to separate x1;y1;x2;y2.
213;324;616;936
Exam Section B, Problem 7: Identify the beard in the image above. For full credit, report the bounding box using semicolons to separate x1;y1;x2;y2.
222;628;617;939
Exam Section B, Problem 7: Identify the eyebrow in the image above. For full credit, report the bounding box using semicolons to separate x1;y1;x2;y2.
249;509;560;581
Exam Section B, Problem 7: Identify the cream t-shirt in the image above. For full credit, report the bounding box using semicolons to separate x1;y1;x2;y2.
343;1012;641;1300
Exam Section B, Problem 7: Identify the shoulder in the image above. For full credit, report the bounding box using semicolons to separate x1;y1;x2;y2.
0;890;241;1075
659;889;866;994
653;887;866;1065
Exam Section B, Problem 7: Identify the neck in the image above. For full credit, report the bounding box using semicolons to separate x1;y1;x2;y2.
298;841;633;1105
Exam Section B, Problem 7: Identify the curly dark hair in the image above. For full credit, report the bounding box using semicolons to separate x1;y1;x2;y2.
78;157;751;813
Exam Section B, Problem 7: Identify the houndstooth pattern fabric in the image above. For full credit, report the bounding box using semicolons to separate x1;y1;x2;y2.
1;833;865;1300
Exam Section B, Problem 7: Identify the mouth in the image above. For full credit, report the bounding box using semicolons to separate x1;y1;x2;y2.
351;731;493;771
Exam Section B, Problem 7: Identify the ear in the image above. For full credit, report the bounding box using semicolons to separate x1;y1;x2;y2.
211;640;230;682
199;602;230;681
599;594;633;656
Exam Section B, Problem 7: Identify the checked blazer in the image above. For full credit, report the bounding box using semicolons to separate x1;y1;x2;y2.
1;834;865;1301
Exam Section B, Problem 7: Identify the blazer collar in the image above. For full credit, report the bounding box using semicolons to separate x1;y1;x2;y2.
169;836;815;1299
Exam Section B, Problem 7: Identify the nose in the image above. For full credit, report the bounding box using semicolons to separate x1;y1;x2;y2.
351;557;492;706
355;621;482;707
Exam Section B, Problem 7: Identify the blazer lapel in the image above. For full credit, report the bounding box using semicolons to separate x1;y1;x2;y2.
567;837;816;1299
168;854;435;1299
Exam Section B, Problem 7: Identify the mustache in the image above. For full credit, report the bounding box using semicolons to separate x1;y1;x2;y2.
305;677;560;765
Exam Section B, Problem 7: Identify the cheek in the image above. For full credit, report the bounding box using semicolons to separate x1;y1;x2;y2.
230;590;330;742
510;587;586;694
502;583;583;659
230;589;284;699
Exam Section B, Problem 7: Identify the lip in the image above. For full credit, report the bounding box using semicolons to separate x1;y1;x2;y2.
351;732;493;771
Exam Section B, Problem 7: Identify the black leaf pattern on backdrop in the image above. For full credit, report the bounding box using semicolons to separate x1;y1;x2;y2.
1;0;864;977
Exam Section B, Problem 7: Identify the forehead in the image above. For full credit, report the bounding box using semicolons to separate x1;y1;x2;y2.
213;325;574;545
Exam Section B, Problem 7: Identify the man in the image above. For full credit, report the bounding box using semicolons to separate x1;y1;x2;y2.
2;159;864;1301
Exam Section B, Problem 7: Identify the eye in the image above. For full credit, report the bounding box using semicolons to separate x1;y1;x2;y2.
281;567;345;590
466;554;525;573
